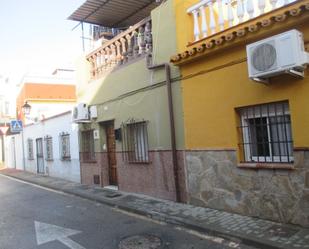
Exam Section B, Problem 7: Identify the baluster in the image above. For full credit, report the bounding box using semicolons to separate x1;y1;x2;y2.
237;0;245;23
192;9;200;41
199;5;208;38
145;21;152;53
247;0;254;19
217;0;225;31
91;55;96;76
208;2;216;34
91;55;97;77
269;0;278;10
120;38;127;63
115;41;122;65
138;25;146;54
126;34;133;60
133;31;139;58
227;0;235;27
96;52;101;67
258;0;266;14
111;44;117;65
88;57;95;78
96;52;101;75
101;50;106;69
105;47;111;67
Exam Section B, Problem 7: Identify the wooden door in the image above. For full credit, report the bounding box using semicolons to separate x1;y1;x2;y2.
106;122;117;186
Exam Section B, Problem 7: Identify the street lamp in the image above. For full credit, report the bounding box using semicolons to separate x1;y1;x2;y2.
21;101;31;171
22;101;31;116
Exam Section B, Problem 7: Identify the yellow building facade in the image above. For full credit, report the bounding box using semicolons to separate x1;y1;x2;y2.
172;0;309;227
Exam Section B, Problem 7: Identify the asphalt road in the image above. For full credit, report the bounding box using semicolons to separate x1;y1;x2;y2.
0;175;258;249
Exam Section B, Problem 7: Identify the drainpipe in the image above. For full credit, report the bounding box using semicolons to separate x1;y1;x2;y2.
146;54;181;202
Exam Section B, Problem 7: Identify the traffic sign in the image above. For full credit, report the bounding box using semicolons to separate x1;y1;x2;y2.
0;126;9;135
10;120;23;133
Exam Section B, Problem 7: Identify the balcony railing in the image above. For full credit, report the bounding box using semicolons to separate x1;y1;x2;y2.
187;0;296;43
86;17;152;79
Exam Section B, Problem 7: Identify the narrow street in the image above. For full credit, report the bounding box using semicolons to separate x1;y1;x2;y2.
0;175;257;249
0;0;309;248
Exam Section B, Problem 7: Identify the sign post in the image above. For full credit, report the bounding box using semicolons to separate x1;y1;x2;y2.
10;120;23;133
10;120;25;170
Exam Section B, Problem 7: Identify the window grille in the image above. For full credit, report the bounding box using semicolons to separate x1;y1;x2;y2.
44;136;53;161
237;101;293;163
27;139;34;160
59;133;71;160
121;120;149;163
81;130;96;162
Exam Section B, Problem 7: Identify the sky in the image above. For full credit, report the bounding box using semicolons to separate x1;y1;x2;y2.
0;0;88;83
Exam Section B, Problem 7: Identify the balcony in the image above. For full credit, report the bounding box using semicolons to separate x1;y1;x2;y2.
187;0;297;43
86;17;152;79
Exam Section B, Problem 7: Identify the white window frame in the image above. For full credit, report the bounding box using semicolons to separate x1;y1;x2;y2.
59;133;71;160
4;101;9;116
240;102;293;163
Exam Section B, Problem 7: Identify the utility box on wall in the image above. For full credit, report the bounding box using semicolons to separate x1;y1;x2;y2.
72;103;89;123
89;105;98;119
247;29;309;81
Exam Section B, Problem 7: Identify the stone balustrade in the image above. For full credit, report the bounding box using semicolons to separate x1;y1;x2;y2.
86;17;152;79
187;0;296;42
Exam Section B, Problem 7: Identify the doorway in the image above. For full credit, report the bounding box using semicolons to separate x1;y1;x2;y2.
36;138;44;174
105;122;118;186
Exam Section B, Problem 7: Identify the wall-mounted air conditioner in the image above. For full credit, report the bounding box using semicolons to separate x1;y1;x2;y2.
247;29;309;82
72;103;89;123
89;105;98;119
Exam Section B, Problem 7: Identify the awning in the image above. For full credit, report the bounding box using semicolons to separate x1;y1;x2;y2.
68;0;159;28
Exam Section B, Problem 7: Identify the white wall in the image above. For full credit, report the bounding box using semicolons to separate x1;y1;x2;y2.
0;76;17;119
21;111;80;183
25;102;75;125
4;134;23;170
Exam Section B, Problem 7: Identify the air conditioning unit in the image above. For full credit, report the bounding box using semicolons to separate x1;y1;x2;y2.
72;103;89;123
247;29;309;82
89;105;98;119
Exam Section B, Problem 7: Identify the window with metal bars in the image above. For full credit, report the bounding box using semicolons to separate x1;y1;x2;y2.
237;101;293;163
59;133;71;160
81;130;96;162
44;135;53;161
121;120;149;163
27;138;34;160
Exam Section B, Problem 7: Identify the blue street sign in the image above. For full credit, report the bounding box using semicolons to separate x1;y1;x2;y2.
10;120;23;133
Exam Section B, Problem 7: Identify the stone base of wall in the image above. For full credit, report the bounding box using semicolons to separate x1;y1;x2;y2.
185;150;309;227
80;152;108;186
80;150;188;202
80;163;101;185
117;150;187;202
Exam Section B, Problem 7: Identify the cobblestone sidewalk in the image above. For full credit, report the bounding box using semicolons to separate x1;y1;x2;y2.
1;168;308;249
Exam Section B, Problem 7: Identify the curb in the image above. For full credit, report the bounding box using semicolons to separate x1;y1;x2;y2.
0;172;287;249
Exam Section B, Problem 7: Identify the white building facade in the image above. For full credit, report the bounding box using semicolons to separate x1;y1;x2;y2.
4;134;23;170
0;75;18;164
5;111;80;183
